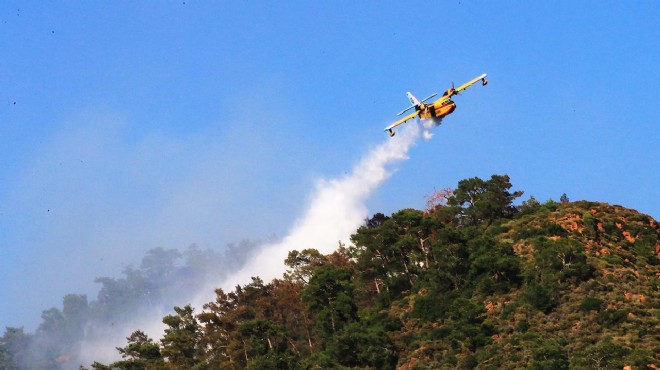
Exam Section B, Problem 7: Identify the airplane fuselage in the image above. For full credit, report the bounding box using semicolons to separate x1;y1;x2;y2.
418;99;456;120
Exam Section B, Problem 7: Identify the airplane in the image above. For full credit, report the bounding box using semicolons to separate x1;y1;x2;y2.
384;73;488;137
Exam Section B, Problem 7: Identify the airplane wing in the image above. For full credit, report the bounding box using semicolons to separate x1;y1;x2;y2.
454;73;488;94
384;110;420;133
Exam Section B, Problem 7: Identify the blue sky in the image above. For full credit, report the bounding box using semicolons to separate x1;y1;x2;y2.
1;2;658;330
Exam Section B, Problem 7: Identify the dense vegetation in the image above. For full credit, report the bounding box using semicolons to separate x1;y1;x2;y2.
2;175;658;369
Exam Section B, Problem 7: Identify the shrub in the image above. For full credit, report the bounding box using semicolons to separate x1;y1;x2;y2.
579;297;603;312
522;283;556;313
596;309;628;328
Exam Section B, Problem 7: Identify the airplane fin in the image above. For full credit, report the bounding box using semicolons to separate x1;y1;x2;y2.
407;92;421;105
398;92;436;115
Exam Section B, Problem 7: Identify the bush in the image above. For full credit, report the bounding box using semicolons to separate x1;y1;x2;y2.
579;297;603;312
522;283;556;313
529;337;569;370
596;309;628;328
570;337;629;369
516;320;530;333
540;200;559;212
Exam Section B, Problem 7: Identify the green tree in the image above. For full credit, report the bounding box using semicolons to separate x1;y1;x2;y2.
198;277;312;368
447;174;523;226
570;337;629;370
468;236;522;294
61;294;89;342
528;238;593;287
30;307;68;369
351;213;398;302
0;345;13;370
302;266;357;341
0;327;29;370
351;209;433;304
140;247;182;282
326;321;397;369
520;196;541;215
160;305;205;369
284;249;327;284
522;282;556;313
528;337;568;370
426;226;471;291
238;319;297;369
445;297;495;351
93;267;153;322
197;288;241;369
92;331;164;370
118;330;163;363
579;297;603;312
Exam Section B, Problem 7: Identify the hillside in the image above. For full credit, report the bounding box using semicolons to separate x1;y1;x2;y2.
474;200;659;370
6;175;656;370
92;175;658;369
392;197;659;369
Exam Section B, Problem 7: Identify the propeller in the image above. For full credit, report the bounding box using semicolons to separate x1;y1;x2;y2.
450;82;459;96
397;105;415;116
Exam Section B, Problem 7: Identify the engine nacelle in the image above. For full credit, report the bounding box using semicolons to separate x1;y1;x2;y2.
482;78;488;86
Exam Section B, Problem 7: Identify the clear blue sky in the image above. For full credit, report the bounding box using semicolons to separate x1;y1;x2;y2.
1;1;658;330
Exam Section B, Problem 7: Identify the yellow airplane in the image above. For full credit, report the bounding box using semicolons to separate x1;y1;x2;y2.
384;73;488;137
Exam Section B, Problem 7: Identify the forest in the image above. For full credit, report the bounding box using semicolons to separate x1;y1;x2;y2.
2;175;658;369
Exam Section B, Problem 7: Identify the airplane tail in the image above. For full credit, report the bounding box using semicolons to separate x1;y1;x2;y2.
406;92;421;106
397;92;437;116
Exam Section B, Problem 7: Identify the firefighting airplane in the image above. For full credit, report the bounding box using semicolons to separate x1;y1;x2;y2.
384;73;488;137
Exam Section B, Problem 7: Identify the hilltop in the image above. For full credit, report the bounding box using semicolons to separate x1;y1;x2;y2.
4;175;658;369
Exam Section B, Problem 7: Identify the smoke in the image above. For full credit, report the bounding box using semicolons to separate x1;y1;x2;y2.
77;306;175;365
77;120;425;366
210;121;421;293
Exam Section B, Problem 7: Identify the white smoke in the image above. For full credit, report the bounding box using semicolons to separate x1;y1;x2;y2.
79;121;424;365
217;121;421;292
